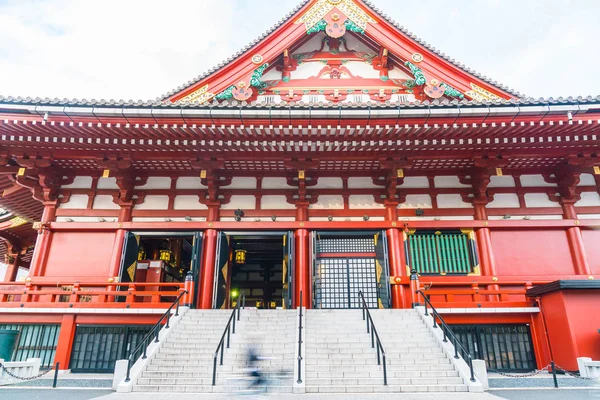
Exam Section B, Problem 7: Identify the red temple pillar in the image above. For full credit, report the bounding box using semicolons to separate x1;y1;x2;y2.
473;204;497;277
3;252;20;282
29;202;57;277
54;314;76;370
199;229;217;309
562;201;592;276
108;229;126;278
295;228;310;308
386;228;405;309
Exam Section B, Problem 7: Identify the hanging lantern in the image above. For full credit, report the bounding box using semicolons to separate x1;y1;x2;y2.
137;246;147;261
235;249;247;265
159;249;172;263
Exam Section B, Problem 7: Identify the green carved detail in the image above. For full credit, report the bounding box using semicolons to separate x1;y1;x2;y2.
303;90;311;94
215;85;235;100
307;19;327;35
250;63;270;89
282;76;290;83
440;83;465;99
292;52;315;65
317;89;325;94
379;75;389;82
403;79;417;89
273;90;281;95
357;52;377;65
405;61;426;85
347;89;355;94
362;89;369;94
344;20;365;34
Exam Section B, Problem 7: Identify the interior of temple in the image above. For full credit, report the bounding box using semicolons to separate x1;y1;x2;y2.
217;233;290;310
135;235;195;284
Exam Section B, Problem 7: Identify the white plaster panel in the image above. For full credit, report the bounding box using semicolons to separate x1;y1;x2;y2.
575;192;600;207
135;177;172;189
486;194;520;208
291;62;327;80
488;176;516;188
221;195;256;210
344;61;379;79
578;173;596;186
61;176;93;189
176;177;207;189
434;176;470;188
261;195;295;209
262;177;295;189
314;177;343;189
262;67;282;81
349;195;384;209
92;195;119;210
309;195;344;209
520;174;556;187
347;177;377;189
292;32;325;54
97;177;119;190
174;195;208;210
59;194;89;209
56;216;117;222
388;68;411;80
399;195;432;209
488;215;563;220
397;216;474;221
524;193;561;208
227;177;256;189
134;195;169;210
131;217;206;222
437;194;473;208
340;34;372;52
400;177;429;189
309;216;385;222
578;214;600;219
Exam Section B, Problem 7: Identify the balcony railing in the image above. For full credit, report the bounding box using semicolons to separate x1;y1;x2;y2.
0;281;185;308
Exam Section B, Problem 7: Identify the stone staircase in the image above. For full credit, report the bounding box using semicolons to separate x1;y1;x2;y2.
304;309;469;394
133;309;296;393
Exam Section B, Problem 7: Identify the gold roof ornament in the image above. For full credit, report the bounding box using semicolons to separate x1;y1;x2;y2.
297;0;376;33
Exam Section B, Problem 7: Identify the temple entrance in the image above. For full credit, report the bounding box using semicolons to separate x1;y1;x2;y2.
312;231;391;309
118;232;202;305
212;231;294;309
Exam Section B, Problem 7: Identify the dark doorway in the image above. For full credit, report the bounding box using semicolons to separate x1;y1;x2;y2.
213;232;293;309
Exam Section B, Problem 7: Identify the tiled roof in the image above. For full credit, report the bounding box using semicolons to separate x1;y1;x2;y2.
160;0;523;101
1;94;600;109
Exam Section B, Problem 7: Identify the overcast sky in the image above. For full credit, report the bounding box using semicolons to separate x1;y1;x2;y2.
0;0;598;101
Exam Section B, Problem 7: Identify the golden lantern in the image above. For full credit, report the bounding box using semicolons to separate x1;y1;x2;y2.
235;249;247;264
159;249;172;263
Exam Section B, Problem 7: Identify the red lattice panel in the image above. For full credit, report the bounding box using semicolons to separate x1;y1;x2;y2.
133;160;193;171
412;159;474;170
224;160;286;171
317;160;380;171
506;157;564;169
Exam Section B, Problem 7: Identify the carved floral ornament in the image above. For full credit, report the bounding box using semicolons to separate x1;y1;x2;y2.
297;0;376;37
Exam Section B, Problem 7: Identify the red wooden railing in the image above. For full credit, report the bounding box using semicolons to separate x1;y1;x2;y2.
0;281;186;308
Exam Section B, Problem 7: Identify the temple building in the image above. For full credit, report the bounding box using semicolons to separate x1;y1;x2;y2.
1;0;599;382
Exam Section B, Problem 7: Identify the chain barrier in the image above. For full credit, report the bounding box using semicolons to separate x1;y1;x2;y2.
488;363;551;378
489;362;599;381
0;361;55;381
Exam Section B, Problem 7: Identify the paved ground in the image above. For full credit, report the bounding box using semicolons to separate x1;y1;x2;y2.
0;389;599;400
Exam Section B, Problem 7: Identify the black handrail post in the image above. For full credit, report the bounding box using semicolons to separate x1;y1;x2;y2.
432;312;438;329
124;360;132;382
468;356;476;382
212;355;218;386
52;362;59;388
297;290;303;385
551;361;559;388
423;294;428;315
220;342;224;365
232;312;236;334
358;290;387;386
142;339;148;359
226;325;231;348
382;354;388;386
376;342;381;365
371;323;375;348
154;324;160;343
442;325;448;342
453;336;459;359
165;311;171;329
175;300;180;317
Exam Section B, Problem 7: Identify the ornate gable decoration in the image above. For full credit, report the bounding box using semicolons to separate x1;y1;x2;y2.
297;0;376;37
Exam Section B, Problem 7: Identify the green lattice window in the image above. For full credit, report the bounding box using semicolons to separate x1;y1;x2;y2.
406;230;479;275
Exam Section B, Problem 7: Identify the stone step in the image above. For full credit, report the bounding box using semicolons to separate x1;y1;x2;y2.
305;370;460;378
305;377;464;386
304;384;469;393
132;384;294;393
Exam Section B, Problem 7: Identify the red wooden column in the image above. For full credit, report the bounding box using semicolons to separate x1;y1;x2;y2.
295;229;310;308
386;228;405;308
3;252;20;282
108;229;126;278
29;202;57;277
473;204;498;277
562;201;592;276
199;229;217;309
54;314;76;370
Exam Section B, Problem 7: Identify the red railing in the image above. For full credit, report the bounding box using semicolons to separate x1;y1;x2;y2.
417;279;547;308
0;281;186;308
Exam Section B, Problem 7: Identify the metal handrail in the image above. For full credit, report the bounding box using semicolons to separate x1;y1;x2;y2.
124;289;187;382
358;290;387;386
416;290;476;382
212;293;246;386
296;290;303;384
